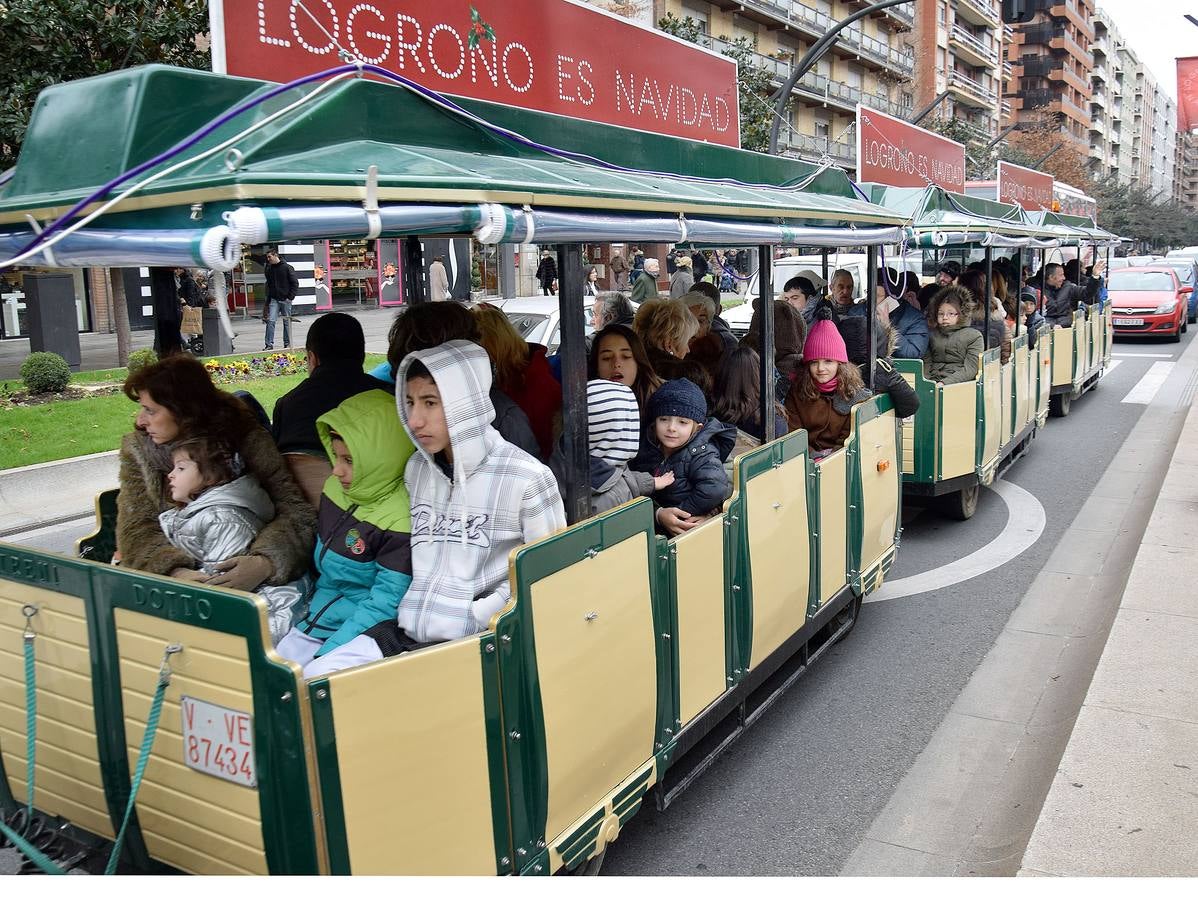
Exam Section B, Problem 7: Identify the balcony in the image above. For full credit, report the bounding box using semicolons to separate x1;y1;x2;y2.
949;25;999;68
947;70;998;110
843;0;915;29
778;127;857;166
1091;89;1107;109
957;0;1000;28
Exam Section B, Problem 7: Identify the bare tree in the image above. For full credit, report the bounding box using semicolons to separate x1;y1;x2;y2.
107;268;133;366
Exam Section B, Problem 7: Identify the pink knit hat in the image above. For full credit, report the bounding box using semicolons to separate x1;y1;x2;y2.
802;318;848;363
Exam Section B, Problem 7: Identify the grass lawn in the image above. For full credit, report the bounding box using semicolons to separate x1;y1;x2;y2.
0;353;390;470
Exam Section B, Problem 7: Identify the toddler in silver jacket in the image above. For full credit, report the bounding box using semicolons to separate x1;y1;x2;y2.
158;436;308;643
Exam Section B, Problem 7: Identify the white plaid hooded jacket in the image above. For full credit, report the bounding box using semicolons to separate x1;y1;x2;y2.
395;340;566;643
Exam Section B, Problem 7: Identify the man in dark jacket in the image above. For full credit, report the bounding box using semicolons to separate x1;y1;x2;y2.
272;312;383;456
1043;260;1105;327
262;250;300;350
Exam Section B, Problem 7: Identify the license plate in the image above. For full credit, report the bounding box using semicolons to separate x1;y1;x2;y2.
180;696;257;787
1113;317;1144;326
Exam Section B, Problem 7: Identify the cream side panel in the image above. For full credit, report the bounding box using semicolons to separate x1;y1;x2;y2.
328;637;496;875
939;383;976;479
534;533;658;845
114;609;268;876
1000;362;1014;445
1052;327;1073;387
1014;345;1031;430
818;452;848;604
672;519;729;727
0;583;114;839
747;456;811;669
856;413;900;573
982;360;1002;466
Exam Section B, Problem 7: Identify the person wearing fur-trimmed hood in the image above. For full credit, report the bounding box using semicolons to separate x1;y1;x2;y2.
923;285;984;385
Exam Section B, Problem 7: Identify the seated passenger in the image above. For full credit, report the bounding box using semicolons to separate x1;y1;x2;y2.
681;289;727;385
635;296;713;401
272;312;383;506
784;310;872;459
309;341;566;670
923;286;984;386
711;345;788;443
1022;293;1046;333
473;304;562;460
548;380;670;517
690;281;739;357
159;436;310;644
274;390;416;677
589;324;662;412
740;298;807;404
634;378;735;537
960;268;1012;364
780;275;817;315
370;301;540;458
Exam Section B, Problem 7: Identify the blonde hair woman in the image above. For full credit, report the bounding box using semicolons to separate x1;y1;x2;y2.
635;298;711;399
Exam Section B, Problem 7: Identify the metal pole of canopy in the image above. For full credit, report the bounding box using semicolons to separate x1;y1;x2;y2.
866;246;878;390
1013;249;1022;338
821;249;829;297
556;243;590;524
1039;249;1047;316
401;236;426;305
983;247;993;350
759;245;776;443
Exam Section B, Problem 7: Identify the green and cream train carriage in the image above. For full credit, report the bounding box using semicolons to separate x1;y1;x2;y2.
855;186;1118;519
0;65;913;874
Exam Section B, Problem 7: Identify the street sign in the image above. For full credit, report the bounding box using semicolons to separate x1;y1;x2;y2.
210;0;740;148
856;104;966;193
997;160;1054;212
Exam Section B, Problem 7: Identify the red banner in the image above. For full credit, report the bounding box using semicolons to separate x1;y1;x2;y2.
855;105;965;192
1179;57;1198;133
997;160;1054;212
210;0;740;147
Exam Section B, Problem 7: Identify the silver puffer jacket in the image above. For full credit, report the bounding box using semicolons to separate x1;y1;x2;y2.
158;475;309;644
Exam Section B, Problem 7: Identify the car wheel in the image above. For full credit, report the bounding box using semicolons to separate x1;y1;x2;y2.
1170;322;1183;342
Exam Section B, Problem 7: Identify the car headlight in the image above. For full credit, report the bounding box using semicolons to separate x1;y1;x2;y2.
1155;300;1177;315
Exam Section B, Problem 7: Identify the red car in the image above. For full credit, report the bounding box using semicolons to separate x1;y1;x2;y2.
1108;267;1192;342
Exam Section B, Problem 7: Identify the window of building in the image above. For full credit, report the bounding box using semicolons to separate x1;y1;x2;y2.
844;64;864;88
680;0;708;31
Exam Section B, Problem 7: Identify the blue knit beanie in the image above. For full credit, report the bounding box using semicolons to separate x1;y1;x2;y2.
647;378;707;424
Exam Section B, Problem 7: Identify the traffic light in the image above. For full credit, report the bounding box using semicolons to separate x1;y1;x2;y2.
1001;1;1034;23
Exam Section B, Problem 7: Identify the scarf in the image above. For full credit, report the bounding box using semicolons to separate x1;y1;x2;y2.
816;376;840;394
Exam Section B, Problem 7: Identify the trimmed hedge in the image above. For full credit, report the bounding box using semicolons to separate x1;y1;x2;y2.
20;351;71;394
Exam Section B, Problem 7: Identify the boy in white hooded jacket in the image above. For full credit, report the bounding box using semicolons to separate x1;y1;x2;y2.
311;340;566;671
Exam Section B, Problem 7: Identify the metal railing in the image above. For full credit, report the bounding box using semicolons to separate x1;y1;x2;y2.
957;0;1000;26
949;25;999;66
948;70;998;106
778;127;857;164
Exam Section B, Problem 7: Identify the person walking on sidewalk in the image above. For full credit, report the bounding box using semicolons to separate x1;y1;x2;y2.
429;254;450;301
261;250;299;350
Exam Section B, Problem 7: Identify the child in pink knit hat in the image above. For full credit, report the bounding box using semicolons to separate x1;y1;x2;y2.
784;308;869;458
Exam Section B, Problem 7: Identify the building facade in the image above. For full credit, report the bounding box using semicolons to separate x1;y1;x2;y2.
1005;0;1096;154
1177;130;1198;213
1087;9;1123;183
912;0;1006;141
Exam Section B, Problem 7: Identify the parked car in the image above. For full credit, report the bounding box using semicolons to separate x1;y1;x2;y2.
1110;255;1164;269
1107;267;1191;342
1165;247;1198;260
1154;259;1198;322
486;295;637;354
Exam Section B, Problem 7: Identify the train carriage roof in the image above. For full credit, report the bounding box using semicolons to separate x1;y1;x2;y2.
0;65;913;269
1026;210;1120;245
856;183;1058;248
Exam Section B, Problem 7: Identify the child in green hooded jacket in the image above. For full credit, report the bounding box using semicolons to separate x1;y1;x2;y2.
275;389;415;677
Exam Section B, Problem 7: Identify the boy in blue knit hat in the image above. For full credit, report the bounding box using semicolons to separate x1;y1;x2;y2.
634;378;736;536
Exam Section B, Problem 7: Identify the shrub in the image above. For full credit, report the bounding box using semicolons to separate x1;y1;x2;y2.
20;352;71;394
126;348;157;374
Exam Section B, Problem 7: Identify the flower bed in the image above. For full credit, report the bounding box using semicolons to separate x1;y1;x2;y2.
204;352;306;384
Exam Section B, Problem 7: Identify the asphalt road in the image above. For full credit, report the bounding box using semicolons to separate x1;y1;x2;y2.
1;328;1192;876
602;330;1195;876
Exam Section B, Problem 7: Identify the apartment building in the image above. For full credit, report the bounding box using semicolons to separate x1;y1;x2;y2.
1087;9;1123;183
1177;130;1198;213
1005;0;1096;154
650;0;916;169
912;0;1006;140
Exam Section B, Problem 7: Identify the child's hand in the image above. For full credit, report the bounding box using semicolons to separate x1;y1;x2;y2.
653;471;676;490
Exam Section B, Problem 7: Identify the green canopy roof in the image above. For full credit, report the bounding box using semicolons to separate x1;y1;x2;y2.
0;65;905;233
858;183;1046;244
1027;210;1121;245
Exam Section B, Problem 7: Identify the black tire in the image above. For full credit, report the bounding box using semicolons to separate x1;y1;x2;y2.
832;591;863;645
1049;392;1072;418
938;482;980;521
1170;323;1182;343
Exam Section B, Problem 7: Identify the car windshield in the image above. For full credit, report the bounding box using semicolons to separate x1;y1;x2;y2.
1109;272;1175;291
504;312;549;339
1163;264;1195;285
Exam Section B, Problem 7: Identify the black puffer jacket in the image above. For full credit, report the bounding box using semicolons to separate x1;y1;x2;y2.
633;417;736;517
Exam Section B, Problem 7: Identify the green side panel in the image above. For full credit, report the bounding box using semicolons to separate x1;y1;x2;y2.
76;489;119;564
479;635;517;874
891;359;939;484
657;537;682;741
85;564;321;874
497;499;662;864
307;680;350;875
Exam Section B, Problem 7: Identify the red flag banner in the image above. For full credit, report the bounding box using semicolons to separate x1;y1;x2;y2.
1179;57;1198;132
210;0;741;147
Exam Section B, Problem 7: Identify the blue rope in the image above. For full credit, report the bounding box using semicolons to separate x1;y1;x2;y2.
23;624;35;826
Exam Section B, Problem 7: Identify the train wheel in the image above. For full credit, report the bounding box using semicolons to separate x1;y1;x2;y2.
1049;393;1072;418
832;591;863;645
939;483;980;521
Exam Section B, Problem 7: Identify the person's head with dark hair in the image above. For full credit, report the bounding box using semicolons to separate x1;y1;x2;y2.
306;312;366;373
959;267;988;306
901;271;921;303
386;301;480;374
1063;258;1081;284
712;345;769;430
781;276;816;312
124;354;255;452
937;260;961;285
1045;263;1066;289
167;435;240;505
588;323;662;412
690;280;720;305
265;250;281;265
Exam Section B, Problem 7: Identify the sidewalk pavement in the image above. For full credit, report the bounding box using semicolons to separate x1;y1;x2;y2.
0;304;399;379
1019;401;1198;876
0;451;120;537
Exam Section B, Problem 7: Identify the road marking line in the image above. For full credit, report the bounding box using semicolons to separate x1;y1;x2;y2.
1104;360;1122;375
1120;361;1175;405
866;480;1046;604
1112;352;1175;358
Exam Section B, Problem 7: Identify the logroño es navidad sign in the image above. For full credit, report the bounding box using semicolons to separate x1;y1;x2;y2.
211;0;741;147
